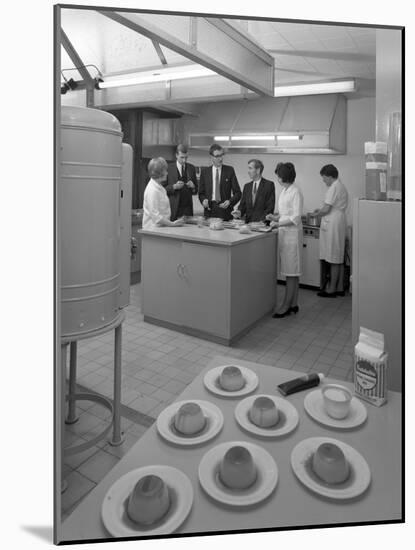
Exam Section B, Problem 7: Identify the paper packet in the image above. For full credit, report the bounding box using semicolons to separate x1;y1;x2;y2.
354;327;388;406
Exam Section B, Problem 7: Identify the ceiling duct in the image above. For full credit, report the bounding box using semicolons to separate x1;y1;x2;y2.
188;94;347;154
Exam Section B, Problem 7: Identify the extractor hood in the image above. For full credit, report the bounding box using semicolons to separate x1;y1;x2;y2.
187;94;347;154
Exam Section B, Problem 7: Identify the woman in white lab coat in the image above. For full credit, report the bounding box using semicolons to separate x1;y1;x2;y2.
266;162;304;318
143;157;184;230
314;164;349;297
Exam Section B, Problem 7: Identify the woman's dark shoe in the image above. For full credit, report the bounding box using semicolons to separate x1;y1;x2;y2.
290;306;299;314
317;291;337;298
272;309;292;318
335;291;346;297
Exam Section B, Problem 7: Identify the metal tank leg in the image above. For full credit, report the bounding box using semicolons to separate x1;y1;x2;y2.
109;322;125;446
61;343;68;494
66;341;79;424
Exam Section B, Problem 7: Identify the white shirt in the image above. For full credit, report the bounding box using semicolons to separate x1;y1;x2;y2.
211;165;222;201
142;178;171;230
176;161;184;178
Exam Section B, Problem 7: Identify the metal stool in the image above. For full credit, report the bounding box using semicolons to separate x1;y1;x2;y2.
61;311;125;493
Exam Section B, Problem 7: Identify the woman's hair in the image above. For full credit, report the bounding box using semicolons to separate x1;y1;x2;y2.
275;162;296;184
320;164;339;179
148;157;168;179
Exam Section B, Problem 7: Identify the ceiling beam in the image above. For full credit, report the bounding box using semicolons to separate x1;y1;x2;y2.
97;11;274;96
60;28;95;89
151;40;167;65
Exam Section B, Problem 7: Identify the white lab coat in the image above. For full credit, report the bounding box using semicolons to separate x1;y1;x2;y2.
278;184;303;277
319;179;349;263
143;178;171;230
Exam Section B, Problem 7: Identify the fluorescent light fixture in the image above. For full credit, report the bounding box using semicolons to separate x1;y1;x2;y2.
277;135;301;141
214;135;276;141
98;65;216;89
232;135;275;141
274;79;356;97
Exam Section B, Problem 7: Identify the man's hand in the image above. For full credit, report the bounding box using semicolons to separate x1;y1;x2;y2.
266;213;279;222
174;181;185;190
202;199;209;209
231;209;241;219
172;218;183;226
186;180;195;189
219;200;230;209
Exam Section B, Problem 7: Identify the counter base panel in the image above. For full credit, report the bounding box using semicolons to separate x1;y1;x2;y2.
143;310;274;346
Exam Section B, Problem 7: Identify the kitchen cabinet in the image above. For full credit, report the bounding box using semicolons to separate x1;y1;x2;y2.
140;227;277;345
352;199;402;391
301;230;320;287
277;227;320;288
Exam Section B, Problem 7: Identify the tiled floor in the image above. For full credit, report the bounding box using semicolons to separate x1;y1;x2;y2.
62;282;352;519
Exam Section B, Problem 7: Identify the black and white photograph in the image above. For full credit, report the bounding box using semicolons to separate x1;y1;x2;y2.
5;1;407;547
53;2;405;545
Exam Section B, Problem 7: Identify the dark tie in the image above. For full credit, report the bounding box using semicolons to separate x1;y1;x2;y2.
253;181;257;203
215;168;220;201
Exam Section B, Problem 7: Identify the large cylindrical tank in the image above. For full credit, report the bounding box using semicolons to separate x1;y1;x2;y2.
60;106;123;339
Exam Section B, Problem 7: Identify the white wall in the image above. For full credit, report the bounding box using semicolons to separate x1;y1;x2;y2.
187;96;375;225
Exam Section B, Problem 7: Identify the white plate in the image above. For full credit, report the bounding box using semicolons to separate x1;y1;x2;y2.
235;394;299;437
304;389;367;429
156;400;224;446
198;440;278;506
291;437;371;500
203;366;259;398
101;465;193;537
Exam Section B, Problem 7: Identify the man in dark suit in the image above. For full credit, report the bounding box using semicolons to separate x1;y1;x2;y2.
198;143;241;221
165;144;198;221
233;159;275;223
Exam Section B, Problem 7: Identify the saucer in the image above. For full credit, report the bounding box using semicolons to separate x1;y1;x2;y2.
291;437;371;500
235;394;299;438
156;400;224;446
198;440;278;506
304;389;367;429
101;465;193;537
203;366;259;398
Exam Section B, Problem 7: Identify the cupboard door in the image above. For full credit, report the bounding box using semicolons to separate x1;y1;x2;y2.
141;237;184;325
180;243;230;337
300;237;320;287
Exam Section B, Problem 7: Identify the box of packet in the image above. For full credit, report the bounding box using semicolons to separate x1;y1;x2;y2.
354;327;388;407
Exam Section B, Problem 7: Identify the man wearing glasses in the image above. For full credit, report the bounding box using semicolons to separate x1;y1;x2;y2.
198;143;241;221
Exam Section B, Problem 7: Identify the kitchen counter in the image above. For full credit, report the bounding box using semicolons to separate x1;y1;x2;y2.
139;224;274;247
60;355;402;543
139;226;277;345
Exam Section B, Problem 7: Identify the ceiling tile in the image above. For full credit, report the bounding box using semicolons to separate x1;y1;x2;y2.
345;26;376;37
320;36;358;51
310;25;349;40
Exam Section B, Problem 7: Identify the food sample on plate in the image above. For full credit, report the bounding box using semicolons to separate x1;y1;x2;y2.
249;396;279;428
174;402;206;435
127;474;171;525
239;224;251;234
311;442;350;484
219;366;245;391
219;445;257;490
